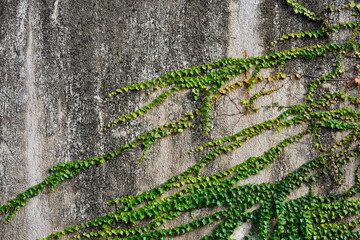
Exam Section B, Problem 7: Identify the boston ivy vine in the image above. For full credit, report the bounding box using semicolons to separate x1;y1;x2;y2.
2;1;360;239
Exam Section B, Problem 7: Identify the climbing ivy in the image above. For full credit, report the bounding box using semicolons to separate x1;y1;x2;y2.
2;1;360;239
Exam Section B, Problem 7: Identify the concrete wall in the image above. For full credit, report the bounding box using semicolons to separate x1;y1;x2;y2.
0;0;356;239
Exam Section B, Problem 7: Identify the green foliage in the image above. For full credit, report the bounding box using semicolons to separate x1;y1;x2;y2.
2;1;360;239
271;21;360;46
285;0;321;21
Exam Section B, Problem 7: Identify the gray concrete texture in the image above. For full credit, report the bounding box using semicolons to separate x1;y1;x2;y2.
0;0;358;239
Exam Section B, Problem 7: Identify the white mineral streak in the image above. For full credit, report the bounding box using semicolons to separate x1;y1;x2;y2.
23;1;47;238
227;1;310;239
25;0;38;196
227;2;262;239
51;0;60;22
227;0;261;58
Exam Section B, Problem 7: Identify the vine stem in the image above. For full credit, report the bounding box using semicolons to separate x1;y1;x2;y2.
302;74;357;81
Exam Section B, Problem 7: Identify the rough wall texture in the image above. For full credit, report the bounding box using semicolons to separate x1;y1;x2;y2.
0;0;356;239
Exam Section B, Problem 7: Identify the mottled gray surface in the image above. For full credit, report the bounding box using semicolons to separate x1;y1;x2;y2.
0;0;358;239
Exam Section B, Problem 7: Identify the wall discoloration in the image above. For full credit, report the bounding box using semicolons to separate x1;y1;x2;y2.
228;0;261;58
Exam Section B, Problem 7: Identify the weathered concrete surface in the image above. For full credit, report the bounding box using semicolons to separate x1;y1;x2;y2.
0;0;358;239
1;0;228;239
